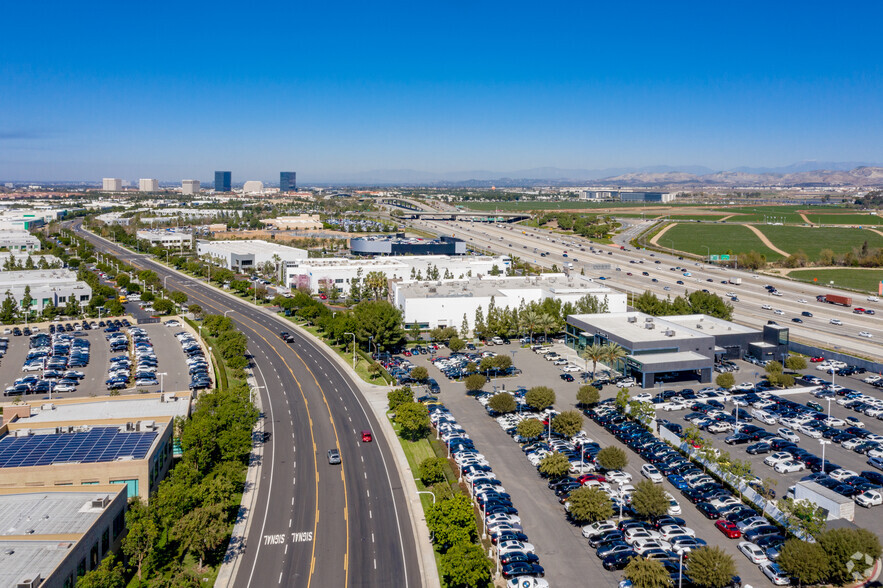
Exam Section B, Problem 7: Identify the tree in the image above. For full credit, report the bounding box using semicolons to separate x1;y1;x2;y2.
525;386;556;411
577;385;600;407
170;291;188;305
615;388;631;413
387;386;413;411
153;298;175;314
567;486;614;524
439;541;493;588
596;446;628;471
519;308;541;342
410;366;429;382
76;555;126;588
778;497;828;539
21;285;33;314
623;557;672;588
426;493;477;550
353;300;405;351
538;452;571;478
785;355;807;371
631;480;669;518
448;337;465;352
629;400;656;425
715;372;735;390
419;457;447;486
552;410;583;437
602;342;627;372
686;546;737;588
778;539;829;588
580;342;606;377
408;322;422;342
170;503;229;569
817;527;882;585
188;303;203;316
488;392;517;414
463;374;486;393
516;418;544;440
394;402;430;441
122;500;159;580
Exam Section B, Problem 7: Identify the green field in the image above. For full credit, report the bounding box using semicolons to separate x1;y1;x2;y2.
756;226;883;260
461;201;694;211
716;205;847;224
802;213;883;226
788;268;883;294
661;223;783;260
615;213;732;221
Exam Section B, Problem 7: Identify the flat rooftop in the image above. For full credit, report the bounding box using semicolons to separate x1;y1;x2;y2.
198;239;306;255
397;275;612;299
569;312;712;344
0;425;160;468
626;351;710;366
9;393;191;424
0;269;82;287
660;314;759;335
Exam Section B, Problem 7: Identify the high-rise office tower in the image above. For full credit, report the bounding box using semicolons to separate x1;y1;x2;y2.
280;171;297;192
182;180;200;195
139;179;159;192
214;171;232;192
102;178;122;191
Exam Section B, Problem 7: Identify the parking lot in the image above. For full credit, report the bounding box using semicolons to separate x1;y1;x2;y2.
0;316;199;400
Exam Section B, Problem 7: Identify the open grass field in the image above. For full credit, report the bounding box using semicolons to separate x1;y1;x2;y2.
662;223;783;260
756;226;883;260
461;201;694;211
802;213;883;226
788;268;883;294
615;213;733;221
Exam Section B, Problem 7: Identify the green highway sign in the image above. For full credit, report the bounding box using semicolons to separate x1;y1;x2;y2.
720;255;730;260
710;255;719;261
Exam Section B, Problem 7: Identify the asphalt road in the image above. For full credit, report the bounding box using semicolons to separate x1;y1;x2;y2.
69;221;420;588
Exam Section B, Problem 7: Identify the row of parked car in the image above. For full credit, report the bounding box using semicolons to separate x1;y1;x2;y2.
431;351;519;380
177;331;210;391
3;333;89;396
427;401;549;587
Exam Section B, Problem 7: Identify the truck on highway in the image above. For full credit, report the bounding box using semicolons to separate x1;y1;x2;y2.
817;293;852;307
564;262;574;270
728;277;742;285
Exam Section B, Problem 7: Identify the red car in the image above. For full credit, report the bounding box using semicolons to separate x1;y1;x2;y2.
715;520;742;539
854;308;866;314
809;356;825;362
319;294;327;300
577;474;607;484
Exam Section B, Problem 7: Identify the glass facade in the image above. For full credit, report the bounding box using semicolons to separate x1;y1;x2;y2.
280;171;297;192
214;171;232;192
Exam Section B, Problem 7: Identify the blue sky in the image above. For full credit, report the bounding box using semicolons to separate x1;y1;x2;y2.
2;1;882;182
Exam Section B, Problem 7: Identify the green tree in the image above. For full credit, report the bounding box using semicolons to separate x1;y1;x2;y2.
188;303;203;316
464;374;486;393
410;366;429;382
785;355;808;371
817;527;882;585
577;385;600;407
387;386;414;411
580;342;606;377
408;321;422;342
353;300;405;351
631;480;669;518
76;554;126;588
426;493;477;551
778;497;828;539
516;418;544;440
602;342;627;371
525;386;556;411
394;402;430;441
615;388;631;413
715;372;735;390
686;546;737;588
122;500;159;580
629;400;656;424
567;486;614;524
778;539;829;588
419;457;447;486
170;291;188;305
439;541;493;588
539;452;571;478
488;392;517;414
596;446;628;471
153;298;175;314
623;557;672;588
0;292;18;322
448;337;465;352
551;410;583;437
170;503;229;569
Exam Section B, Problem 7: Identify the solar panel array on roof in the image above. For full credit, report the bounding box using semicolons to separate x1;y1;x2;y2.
0;427;156;468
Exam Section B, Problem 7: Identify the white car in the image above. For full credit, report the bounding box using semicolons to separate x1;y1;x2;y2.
860;331;873;338
632;538;672;554
738;541;769;564
797;298;807;304
776;428;800;443
53;383;77;392
736;516;767;531
605;471;632;484
561;365;581;372
830;319;843;325
842;438;864;451
659;525;695;541
624;528;662;544
829;468;859;482
764;452;794;467
774;460;805;474
633;393;653;403
21;363;44;372
824;416;845;427
498;540;535;555
641;464;663;483
774;309;785;315
507;578;548;588
798;425;823;439
762;304;772;310
581;520;618;538
667;497;682;516
856;490;883;508
761;562;791;586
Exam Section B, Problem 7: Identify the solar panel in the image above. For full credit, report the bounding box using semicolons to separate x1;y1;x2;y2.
0;427;157;467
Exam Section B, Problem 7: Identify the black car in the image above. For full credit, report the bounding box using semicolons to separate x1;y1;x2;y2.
500;551;539;566
602;550;637;571
696;502;722;519
725;433;751;445
491;531;528;545
746;442;771;455
501;562;544;579
589;530;624;548
649;515;685;529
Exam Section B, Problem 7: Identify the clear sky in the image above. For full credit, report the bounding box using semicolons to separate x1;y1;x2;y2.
2;0;882;182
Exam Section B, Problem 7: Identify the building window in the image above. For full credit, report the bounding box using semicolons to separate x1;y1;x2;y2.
80;295;89;302
58;296;66;303
102;527;110;554
90;541;99;569
77;558;86;577
113;511;125;538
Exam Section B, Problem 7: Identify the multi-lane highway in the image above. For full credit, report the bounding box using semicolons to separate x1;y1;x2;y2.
414;218;883;360
68;221;421;588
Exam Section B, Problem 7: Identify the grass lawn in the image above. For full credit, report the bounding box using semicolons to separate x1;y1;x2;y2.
756;226;883;260
788;268;883;294
461;201;693;211
663;223;783;260
803;213;883;226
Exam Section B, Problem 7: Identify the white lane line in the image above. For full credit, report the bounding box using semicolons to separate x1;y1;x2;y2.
289;518;292;528
372;533;375;543
284;544;288;554
369;510;373;519
278;572;283;583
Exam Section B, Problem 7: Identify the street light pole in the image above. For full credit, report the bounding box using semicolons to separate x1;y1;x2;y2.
344;332;356;369
679;550;684;588
702;245;710;263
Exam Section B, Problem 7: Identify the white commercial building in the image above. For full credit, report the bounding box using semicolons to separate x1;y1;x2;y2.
136;228;193;248
0;230;41;252
393;274;626;330
0;252;61;270
139;178;159;192
102;178;122;191
197;239;309;272
242;180;264;194
182;179;200;195
284;255;510;294
0;269;92;311
0;208;66;230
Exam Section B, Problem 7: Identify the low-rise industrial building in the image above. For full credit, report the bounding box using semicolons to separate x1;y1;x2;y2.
0;230;41;252
136;228;194;248
393;274;626;331
0;208;66;230
0;252;61;269
197;239;309;272
351;235;466;256
0;270;92;312
0;486;128;588
261;214;323;231
284;255;509;294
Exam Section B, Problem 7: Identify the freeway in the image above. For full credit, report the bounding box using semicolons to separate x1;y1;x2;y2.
413;218;883;360
69;221;421;588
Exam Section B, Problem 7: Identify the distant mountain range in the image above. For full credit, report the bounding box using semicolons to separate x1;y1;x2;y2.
313;161;883;187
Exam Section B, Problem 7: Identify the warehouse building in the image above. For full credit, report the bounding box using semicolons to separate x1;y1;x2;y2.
0;269;92;312
136;228;194;248
0;486;128;588
393;274;626;331
0;229;41;252
0;252;61;269
197;239;308;272
350;235;466;256
261;214;323;231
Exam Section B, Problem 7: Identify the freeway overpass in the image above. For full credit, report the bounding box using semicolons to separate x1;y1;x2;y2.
402;210;531;222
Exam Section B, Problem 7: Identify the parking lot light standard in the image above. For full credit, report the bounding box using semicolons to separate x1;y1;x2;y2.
617;481;624;521
678;549;684;588
820;439;831;471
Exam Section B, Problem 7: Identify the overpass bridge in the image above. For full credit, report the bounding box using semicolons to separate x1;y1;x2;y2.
403;211;531;222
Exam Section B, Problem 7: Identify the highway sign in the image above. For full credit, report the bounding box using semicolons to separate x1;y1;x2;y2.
720;255;730;260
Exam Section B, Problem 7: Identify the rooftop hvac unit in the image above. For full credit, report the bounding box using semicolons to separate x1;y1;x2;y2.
695;324;703;329
91;496;110;509
645;317;654;322
15;429;32;437
115;455;135;461
627;316;637;323
161;393;177;403
645;323;655;330
138;420;155;431
16;574;42;588
125;422;135;431
41;404;54;411
665;330;676;337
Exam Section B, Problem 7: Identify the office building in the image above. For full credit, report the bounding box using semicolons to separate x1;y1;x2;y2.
0;208;66;230
196;239;308;272
242;180;264;194
136;228;193;248
101;178;122;192
0;269;92;311
351;235;466;256
182;180;200;195
619;191;675;202
0;252;61;270
393;274;626;331
138;178;159;192
0;230;41;252
214;171;232;192
262;214;323;231
0;486;128;588
280;172;297;192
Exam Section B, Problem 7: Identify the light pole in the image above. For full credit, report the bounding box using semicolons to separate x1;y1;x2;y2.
667;239;674;258
820;439;831;471
617;482;625;521
678;550;684;588
344;332;356;369
157;372;167;392
163;276;170;297
702;245;710;263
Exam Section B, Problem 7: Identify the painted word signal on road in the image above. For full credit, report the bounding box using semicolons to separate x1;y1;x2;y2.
262;532;314;545
291;531;313;542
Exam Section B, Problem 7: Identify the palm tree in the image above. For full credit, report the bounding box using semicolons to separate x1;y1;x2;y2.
580;342;606;378
519;308;541;343
536;312;556;343
602;342;627;375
